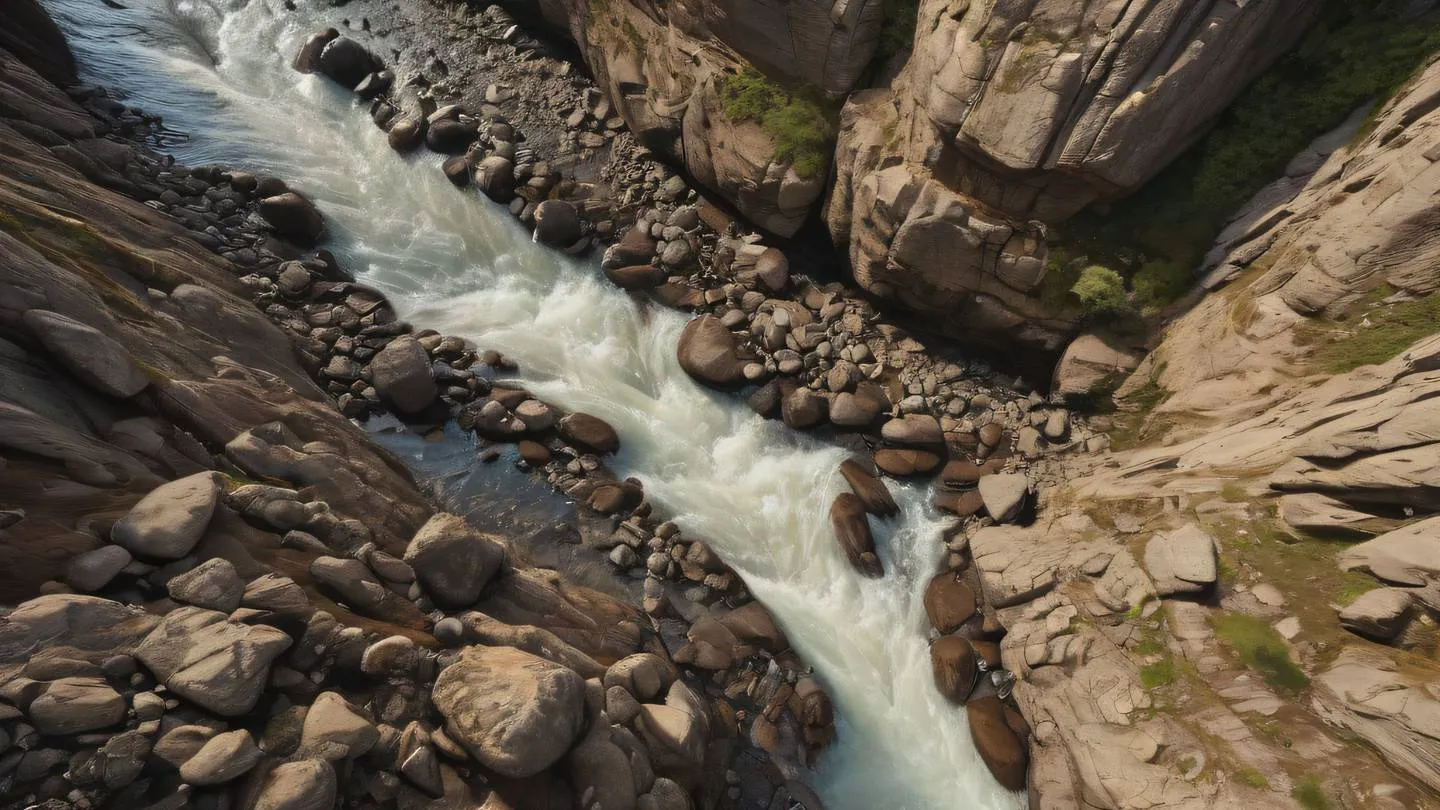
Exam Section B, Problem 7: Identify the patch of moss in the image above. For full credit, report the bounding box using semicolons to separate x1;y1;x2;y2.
1307;289;1440;372
1292;776;1334;810
1235;766;1271;790
1139;656;1176;689
1211;613;1310;695
719;68;835;179
1336;572;1378;606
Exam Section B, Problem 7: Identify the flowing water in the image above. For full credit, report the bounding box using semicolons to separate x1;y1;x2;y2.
43;2;1024;807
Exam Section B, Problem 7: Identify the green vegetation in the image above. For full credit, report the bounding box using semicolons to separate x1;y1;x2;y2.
1211;613;1309;695
1307;289;1440;372
1235;767;1271;790
1071;265;1139;323
719;68;835;179
1292;776;1334;810
1139;656;1176;689
1336;572;1379;606
1065;0;1440;308
875;0;919;64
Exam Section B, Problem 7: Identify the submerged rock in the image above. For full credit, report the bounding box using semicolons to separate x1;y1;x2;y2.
316;36;382;89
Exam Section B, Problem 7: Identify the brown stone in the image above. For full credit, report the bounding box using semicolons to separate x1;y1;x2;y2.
934;489;985;517
930;636;979;704
967;696;1028;791
829;493;882;578
923;572;977;634
872;448;941;477
839;458;898;517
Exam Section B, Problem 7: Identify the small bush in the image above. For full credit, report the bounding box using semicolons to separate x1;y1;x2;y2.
1212;613;1309;695
1292;776;1333;810
1071;265;1138;322
1235;767;1270;790
719;68;834;179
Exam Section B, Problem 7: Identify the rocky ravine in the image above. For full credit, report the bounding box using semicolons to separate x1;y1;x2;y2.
0;6;835;810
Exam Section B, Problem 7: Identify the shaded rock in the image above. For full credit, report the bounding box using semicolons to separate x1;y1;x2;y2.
931;636;979;704
636;682;708;778
967;695;1027;791
839;458;898;517
309;556;395;615
135;606;291;716
474;155;515;202
1279;493;1381;539
426;119;477;154
177;729;261;785
604;227;657;269
1339;588;1415;642
432;645;586;778
978;473;1028;523
387;117;424;152
154;725;215;771
781;386;828;429
829;390;883;427
292;29;338;74
589;482;644;514
1052;334;1143;397
754;248;789;293
677;316;746;390
442;155;471;187
829;493;882;578
166;558;244;612
923;572;977;634
1338;517;1440;588
259;192;325;245
317;37;381;89
252;759;336;810
534;200;583;248
27;676;125;735
934;489;985;517
603;654;676;702
64;545;132;593
22;309;148;399
301;691;379;761
558;412;619;454
112;472;222;560
565;729;637;810
370;335;436;414
606;263;666;289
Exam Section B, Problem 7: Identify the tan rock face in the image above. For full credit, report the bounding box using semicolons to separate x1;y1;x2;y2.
827;1;1317;348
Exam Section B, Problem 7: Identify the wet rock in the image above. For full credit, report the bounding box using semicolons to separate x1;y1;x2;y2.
166;557;244;612
474;155;515;202
558;412;620;454
64;545;132;592
923;571;977;634
606;263;666;289
534;200;583;248
386;117;424;152
403;513;505;609
432;645;586;777
293;29;339;74
1338;588;1415;642
259;192;325;245
604;227;657;269
354;70;392;99
873;448;941;477
677;316;746;390
317;37;382;89
967;696;1028;791
589;481;644;514
839;458;899;517
135;606;290;716
177;729;261;785
1052;333;1143;397
27;676;126;735
442;155;471;187
22;309;149;399
781;386;828;429
112;472;222;560
880;414;944;447
978;473;1028;523
370;335;436;414
830;493;883;577
426;119;477;154
930;636;979;704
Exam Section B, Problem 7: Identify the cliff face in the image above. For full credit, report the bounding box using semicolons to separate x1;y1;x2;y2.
828;0;1319;349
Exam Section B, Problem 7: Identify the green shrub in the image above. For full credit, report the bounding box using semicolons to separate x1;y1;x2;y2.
1292;776;1333;810
718;68;834;179
1235;767;1271;790
1211;613;1310;695
1309;290;1440;372
1071;265;1137;322
1132;259;1192;311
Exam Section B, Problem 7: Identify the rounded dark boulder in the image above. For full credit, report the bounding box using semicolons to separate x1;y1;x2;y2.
258;192;324;245
967;696;1029;792
829;493;882;578
317;37;382;90
473;156;515;203
387;117;425;153
839;459;898;517
426;119;478;154
603;264;665;290
292;29;339;74
931;636;979;704
924;572;977;635
533;200;583;248
677;315;746;391
442;156;471;188
557;413;619;455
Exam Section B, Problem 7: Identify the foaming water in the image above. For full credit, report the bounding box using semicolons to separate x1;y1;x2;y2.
45;2;1025;807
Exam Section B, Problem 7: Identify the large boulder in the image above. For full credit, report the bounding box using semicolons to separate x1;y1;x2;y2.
839;458;898;517
425;119;477;154
64;545;133;592
403;513;506;608
178;729;262;785
966;695;1028;791
677;316;746;390
432;645;586;777
829;493;882;578
387;117;425;153
1052;333;1144;397
977;473;1028;523
880;414;943;447
370;336;436;414
259;192;325;245
22;309;148;399
300;691;379;761
635;681;709;779
603;653;677;701
134;607;291;716
166;557;244;612
111;472;223;560
1338;517;1440;587
473;155;515;202
252;759;337;810
534;200;584;248
1338;588;1415;642
557;412;620;454
292;29;339;74
1143;524;1218;596
930;636;979;705
27;676;127;735
923;572;977;634
316;37;382;89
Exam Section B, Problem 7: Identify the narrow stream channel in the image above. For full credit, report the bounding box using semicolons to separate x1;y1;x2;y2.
44;2;1025;807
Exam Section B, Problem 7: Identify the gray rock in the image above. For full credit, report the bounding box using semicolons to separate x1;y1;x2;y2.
403;513;505;609
1338;588;1415;642
1144;525;1217;596
178;728;261;785
370;336;436;414
64;546;132;592
21;309;148;399
309;556;392;615
166;558;244;612
112;472;223;560
978;473;1029;523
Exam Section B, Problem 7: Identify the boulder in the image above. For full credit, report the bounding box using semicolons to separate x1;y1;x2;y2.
386;118;425;154
781;387;828;429
880;414;943;447
111;472;222;560
252;759;337;810
432;645;586;777
316;37;382;89
301;691;379;761
534;200;584;248
1338;517;1440;588
1338;588;1415;642
923;572;977;634
839;459;898;517
603;653;676;701
557;412;620;454
474;155;515;202
1143;524;1217;596
309;556;400;617
636;682;708;777
154;725;216;771
370;335;436;414
134;606;291;716
829;493;882;578
589;482;644;514
930;636;979;704
1052;333;1143;397
604;227;657;268
967;695;1028;791
565;730;637;810
292;29;338;74
829;390;884;427
606;264;667;289
166;557;244;612
425;119;477;154
754;248;789;293
978;473;1028;523
677;316;746;390
178;729;261;785
22;309;148;399
27;676;126;735
259;192;324;245
442;155;471;187
404;513;506;609
873;448;941;477
64;545;132;592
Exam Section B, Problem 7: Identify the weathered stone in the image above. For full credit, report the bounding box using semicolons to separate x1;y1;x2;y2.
166;558;244;612
1143;525;1217;596
967;696;1028;791
134;607;290;716
177;729;261;785
22;309;148;399
839;458;898;517
27;676;125;735
112;472;222;560
880;414;943;447
677;316;746;390
978;473;1028;522
259;192;324;245
557;412;620;454
371;336;436;414
923;572;977;634
931;636;979;705
252;759;337;810
404;513;505;609
64;546;132;593
830;493;882;578
1338;588;1415;642
301;691;379;761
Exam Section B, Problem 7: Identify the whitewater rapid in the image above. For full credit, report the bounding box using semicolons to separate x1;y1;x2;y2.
44;1;1024;807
